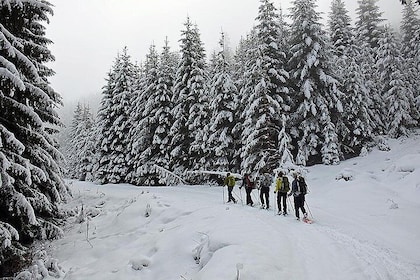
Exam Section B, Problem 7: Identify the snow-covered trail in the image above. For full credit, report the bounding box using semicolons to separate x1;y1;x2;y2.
50;180;420;280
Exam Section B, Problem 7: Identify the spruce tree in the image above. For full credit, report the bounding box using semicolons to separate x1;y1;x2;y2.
376;27;419;137
240;0;292;174
169;17;208;176
355;0;386;134
231;30;258;172
95;47;137;184
0;0;68;275
401;1;420;102
151;39;177;174
328;0;374;155
288;0;342;165
206;33;238;172
328;0;353;57
127;45;159;185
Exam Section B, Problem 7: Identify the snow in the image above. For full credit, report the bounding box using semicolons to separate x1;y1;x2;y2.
45;135;420;279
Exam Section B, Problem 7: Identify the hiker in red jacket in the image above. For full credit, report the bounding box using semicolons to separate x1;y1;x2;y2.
240;173;254;206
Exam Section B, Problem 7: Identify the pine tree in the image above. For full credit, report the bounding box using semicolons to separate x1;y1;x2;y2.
0;1;68;275
376;27;419;137
169;17;208;176
206;33;238;172
95;47;137;184
288;0;342;166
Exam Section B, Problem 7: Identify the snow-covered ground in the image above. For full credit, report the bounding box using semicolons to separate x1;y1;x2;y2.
47;134;420;280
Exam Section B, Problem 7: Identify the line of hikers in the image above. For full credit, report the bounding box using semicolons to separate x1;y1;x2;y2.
223;171;308;221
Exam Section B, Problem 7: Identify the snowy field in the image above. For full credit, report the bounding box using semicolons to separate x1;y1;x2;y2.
46;134;420;280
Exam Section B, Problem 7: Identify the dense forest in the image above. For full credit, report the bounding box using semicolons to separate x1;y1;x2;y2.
0;0;419;277
63;0;420;185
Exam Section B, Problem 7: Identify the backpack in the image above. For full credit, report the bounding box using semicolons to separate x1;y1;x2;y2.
298;177;307;195
260;174;271;189
281;176;290;192
227;176;235;187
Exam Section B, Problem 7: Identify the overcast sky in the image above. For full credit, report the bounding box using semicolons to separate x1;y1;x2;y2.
46;0;403;108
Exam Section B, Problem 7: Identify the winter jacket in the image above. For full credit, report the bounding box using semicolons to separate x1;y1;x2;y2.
290;177;307;196
241;175;254;189
259;173;272;190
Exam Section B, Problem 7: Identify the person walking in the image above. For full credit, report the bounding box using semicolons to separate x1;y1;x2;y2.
289;172;307;220
240;173;254;206
259;172;271;209
224;173;237;203
274;171;290;215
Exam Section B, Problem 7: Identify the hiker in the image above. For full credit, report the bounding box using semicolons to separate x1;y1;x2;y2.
274;171;290;215
289;172;307;220
224;173;237;203
259;171;272;209
240;173;254;206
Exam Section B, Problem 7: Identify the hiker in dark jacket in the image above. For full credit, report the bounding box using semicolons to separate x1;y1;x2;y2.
289;172;307;220
240;173;254;206
224;173;236;203
274;171;290;215
259;172;272;209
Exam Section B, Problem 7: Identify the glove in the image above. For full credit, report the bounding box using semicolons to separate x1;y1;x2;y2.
239;186;242;189
274;191;277;193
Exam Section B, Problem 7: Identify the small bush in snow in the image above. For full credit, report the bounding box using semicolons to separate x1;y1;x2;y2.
376;136;391;151
130;256;151;270
335;169;354;181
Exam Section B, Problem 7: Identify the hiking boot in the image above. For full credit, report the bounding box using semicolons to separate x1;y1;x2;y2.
277;210;282;215
304;213;308;218
260;205;265;209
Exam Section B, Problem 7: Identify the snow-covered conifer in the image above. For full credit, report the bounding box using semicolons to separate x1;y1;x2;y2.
206;33;238;172
65;103;95;180
168;17;208;176
354;0;386;134
376;27;419;137
288;0;342;165
400;1;420;102
240;0;292;174
95;47;137;184
328;0;353;57
0;0;68;275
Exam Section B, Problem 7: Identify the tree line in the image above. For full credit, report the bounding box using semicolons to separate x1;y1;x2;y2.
63;0;420;186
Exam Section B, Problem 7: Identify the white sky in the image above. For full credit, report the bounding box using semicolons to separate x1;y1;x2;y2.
46;0;403;106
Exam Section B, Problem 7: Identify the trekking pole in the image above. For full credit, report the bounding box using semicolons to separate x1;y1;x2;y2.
233;189;243;205
273;192;277;216
222;186;225;204
287;196;295;212
305;200;314;219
